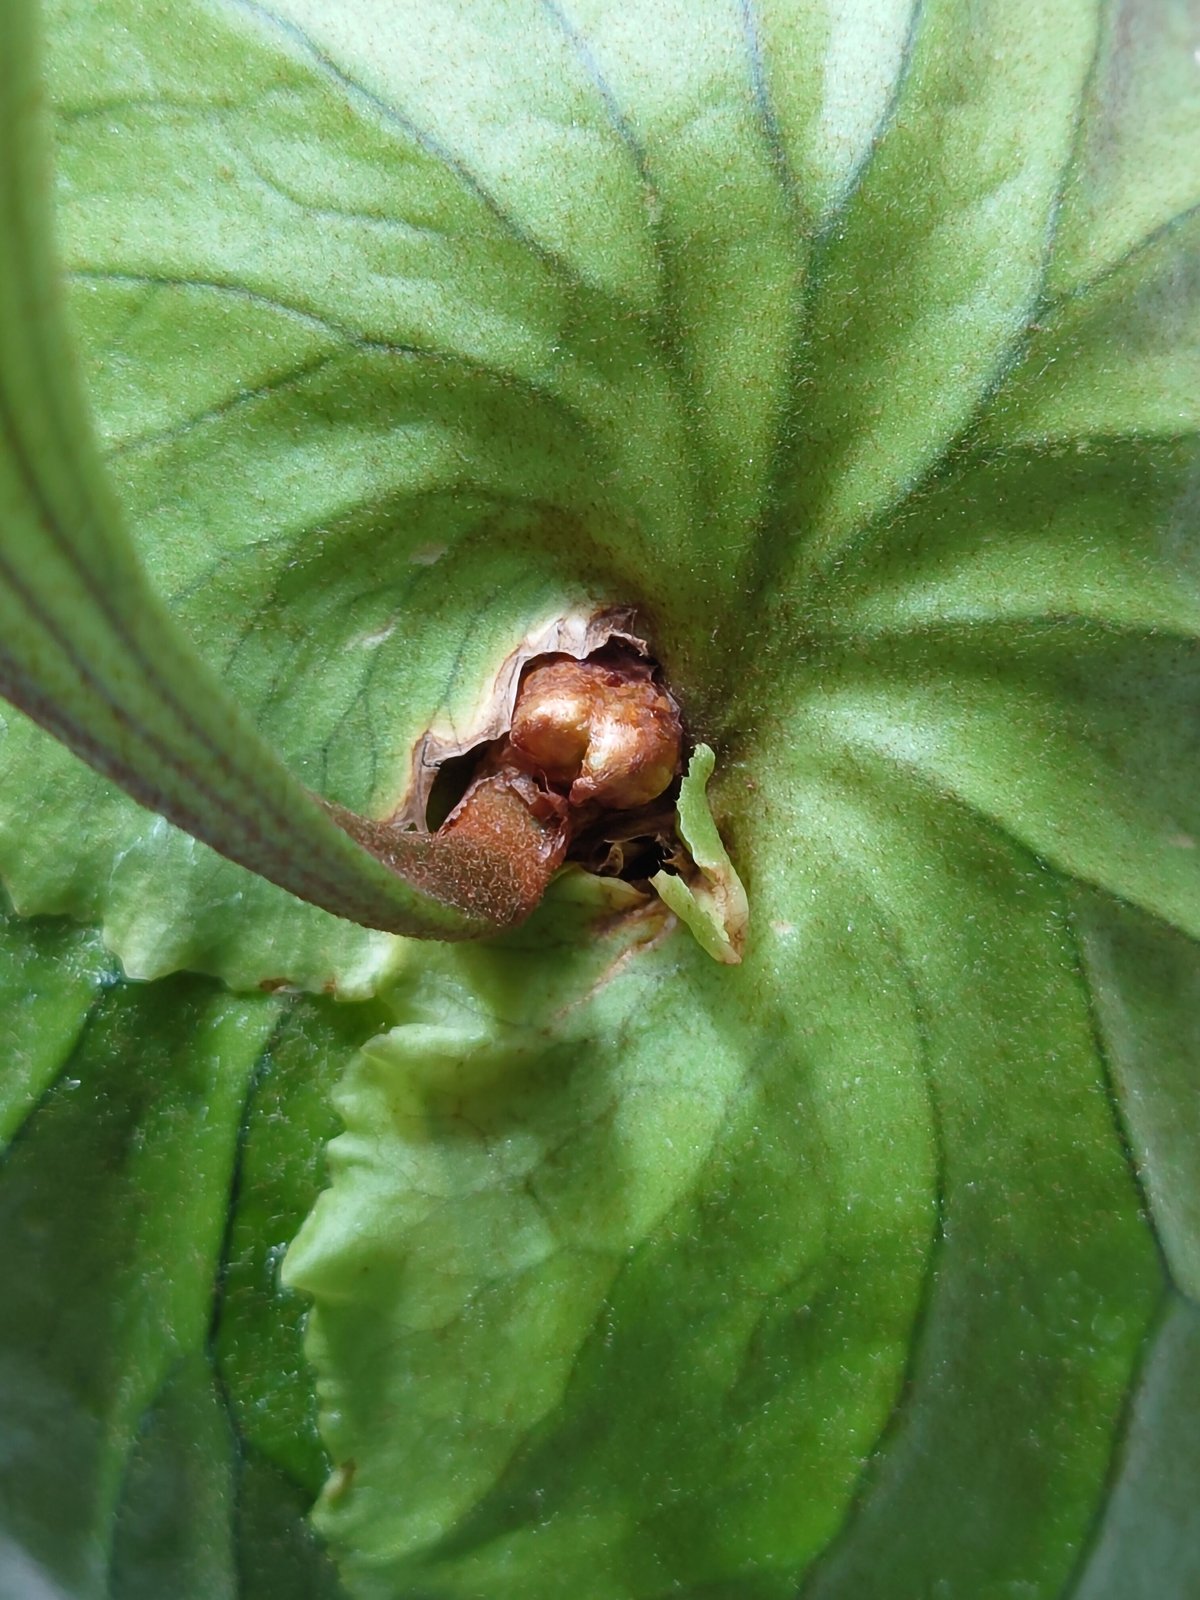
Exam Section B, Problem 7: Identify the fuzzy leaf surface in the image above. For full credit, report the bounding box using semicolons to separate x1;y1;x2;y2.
0;1;1198;1598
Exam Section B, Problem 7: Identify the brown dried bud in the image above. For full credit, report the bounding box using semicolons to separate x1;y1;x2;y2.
509;656;682;810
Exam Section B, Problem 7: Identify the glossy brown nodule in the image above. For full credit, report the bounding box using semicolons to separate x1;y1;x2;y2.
338;641;684;935
424;647;683;921
509;656;682;810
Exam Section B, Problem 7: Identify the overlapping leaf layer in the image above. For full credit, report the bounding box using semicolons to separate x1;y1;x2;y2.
1;1;1198;1596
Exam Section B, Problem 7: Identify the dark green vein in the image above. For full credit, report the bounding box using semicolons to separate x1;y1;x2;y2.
740;0;926;611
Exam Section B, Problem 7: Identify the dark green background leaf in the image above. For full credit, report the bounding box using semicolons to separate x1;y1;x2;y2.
0;896;388;1598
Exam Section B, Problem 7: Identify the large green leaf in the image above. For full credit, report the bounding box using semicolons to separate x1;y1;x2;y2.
0;894;383;1597
1;0;1198;1597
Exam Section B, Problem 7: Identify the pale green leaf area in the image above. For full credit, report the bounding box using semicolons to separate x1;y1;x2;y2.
0;0;1198;1598
1047;0;1200;297
651;744;749;962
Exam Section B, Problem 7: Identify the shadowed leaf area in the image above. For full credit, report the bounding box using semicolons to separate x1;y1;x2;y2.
1;0;1199;1596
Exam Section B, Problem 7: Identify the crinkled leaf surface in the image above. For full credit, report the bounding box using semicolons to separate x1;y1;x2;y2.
1;0;1199;1597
